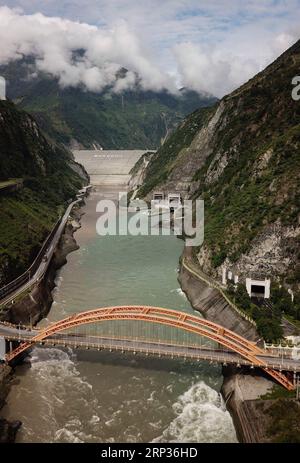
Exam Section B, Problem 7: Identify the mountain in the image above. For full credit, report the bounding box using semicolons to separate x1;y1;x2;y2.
0;99;87;286
0;58;217;150
136;39;300;322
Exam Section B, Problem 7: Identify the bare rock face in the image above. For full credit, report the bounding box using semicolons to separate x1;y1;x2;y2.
160;102;226;197
252;148;274;178
217;222;300;284
178;261;258;341
196;245;215;276
137;40;300;288
128;153;154;192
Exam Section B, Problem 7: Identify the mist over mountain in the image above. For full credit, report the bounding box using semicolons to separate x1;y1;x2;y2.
0;57;217;150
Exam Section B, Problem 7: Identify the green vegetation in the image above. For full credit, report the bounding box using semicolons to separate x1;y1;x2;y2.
256;390;300;443
0;179;22;190
0;100;85;286
137;106;215;197
0;58;217;149
193;121;300;269
271;284;300;322
138;39;300;287
226;281;300;342
260;385;296;400
227;283;283;342
266;399;300;443
0;188;59;283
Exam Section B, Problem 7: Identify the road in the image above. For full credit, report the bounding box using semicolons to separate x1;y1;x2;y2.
0;187;90;307
1;323;300;372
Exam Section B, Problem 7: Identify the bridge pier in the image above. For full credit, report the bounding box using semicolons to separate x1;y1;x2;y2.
0;336;6;361
0;337;15;362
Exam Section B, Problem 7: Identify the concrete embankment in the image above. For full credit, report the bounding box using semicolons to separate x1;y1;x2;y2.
178;247;277;443
178;249;258;341
221;367;276;443
0;200;86;442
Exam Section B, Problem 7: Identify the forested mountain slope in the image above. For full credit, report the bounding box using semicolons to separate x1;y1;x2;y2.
0;100;87;286
0;59;216;150
138;40;300;292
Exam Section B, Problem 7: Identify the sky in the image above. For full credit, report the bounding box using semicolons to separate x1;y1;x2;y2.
0;1;299;97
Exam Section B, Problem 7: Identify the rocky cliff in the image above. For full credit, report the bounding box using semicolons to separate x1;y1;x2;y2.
138;39;300;291
134;38;300;442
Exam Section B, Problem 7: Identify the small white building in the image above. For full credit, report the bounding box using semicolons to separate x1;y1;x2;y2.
0;76;6;101
222;267;239;286
168;193;182;209
0;337;6;361
152;192;164;202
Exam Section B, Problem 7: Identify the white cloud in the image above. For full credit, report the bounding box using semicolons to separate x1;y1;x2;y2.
0;6;175;93
173;21;300;97
0;2;299;97
173;40;283;98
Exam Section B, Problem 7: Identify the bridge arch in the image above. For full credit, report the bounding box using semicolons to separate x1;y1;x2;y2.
5;306;294;390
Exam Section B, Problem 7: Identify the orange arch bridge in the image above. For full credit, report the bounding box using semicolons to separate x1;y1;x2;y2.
5;306;294;390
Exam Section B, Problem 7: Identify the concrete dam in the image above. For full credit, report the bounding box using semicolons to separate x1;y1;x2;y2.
73;150;146;186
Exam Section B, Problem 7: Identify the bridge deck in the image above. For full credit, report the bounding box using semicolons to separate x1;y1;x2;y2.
1;324;300;372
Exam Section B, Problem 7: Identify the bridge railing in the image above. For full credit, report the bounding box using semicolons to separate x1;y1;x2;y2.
3;331;299;373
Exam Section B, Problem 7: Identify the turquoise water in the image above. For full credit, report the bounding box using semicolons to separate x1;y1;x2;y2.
3;188;237;443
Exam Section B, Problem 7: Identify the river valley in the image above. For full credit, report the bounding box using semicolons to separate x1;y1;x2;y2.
1;151;237;443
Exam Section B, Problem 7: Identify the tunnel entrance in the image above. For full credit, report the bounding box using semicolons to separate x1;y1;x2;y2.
251;285;266;298
246;278;270;299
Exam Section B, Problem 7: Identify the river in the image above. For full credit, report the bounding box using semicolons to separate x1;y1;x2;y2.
2;187;237;443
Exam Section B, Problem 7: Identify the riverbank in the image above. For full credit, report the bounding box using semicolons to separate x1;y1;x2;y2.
1;186;238;443
178;246;300;443
178;246;274;442
0;186;275;443
0;199;87;442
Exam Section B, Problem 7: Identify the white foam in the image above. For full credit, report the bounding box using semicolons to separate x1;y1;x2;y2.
170;288;187;299
90;415;100;425
54;427;84;443
147;391;156;402
152;381;237;443
22;347;103;442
